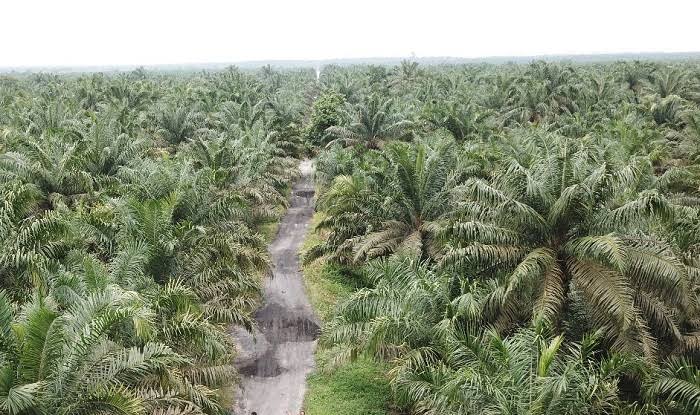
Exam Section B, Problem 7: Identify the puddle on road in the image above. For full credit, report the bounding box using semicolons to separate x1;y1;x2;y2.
256;303;321;342
238;305;320;378
294;189;315;199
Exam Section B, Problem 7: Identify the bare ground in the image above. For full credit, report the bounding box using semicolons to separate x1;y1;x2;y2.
231;160;319;414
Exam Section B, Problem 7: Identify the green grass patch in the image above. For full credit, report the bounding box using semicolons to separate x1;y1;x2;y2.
305;353;392;415
300;238;353;320
258;220;281;243
301;213;394;414
257;184;294;243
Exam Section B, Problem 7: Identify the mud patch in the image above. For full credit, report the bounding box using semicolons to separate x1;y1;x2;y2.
237;348;283;377
256;302;321;342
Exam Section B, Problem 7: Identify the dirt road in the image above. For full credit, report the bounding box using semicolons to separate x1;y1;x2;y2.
231;160;319;414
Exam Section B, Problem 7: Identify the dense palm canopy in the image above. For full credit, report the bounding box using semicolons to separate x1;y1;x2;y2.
3;58;700;414
309;59;700;414
322;258;645;414
324;94;414;149
0;66;314;413
309;137;463;264
440;132;698;357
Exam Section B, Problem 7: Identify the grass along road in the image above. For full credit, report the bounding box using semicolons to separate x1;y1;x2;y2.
300;213;394;415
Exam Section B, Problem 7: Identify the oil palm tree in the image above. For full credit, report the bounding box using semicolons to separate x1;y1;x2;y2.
61;250;239;410
113;162;269;326
321;257;450;365
389;60;422;92
322;257;639;415
618;62;651;103
0;181;72;297
23;99;79;137
649;67;689;98
0;288;224;415
667;110;700;162
504;82;554;124
441;132;697;357
647;357;700;414
155;104;204;146
391;328;638;415
422;99;494;141
649;94;687;129
115;194;181;284
75;112;150;179
324;94;414;150
309;137;463;264
214;98;269;134
0;132;95;207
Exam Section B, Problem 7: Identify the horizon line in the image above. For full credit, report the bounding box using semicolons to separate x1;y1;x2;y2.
2;50;700;72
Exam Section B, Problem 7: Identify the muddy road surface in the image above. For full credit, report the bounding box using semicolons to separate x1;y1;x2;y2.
232;160;319;414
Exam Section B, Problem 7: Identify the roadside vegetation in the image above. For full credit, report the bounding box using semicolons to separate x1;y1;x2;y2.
306;60;700;414
301;214;394;415
0;67;313;414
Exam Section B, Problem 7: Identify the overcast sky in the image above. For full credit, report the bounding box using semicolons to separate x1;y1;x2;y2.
1;0;698;67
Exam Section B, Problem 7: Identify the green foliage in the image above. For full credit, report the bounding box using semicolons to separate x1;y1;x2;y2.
440;132;695;357
305;355;392;415
305;90;346;146
0;67;313;413
4;58;700;414
324;94;414;150
301;214;393;415
309;60;700;414
309;136;466;265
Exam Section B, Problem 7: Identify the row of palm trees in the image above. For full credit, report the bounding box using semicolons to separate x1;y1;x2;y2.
0;67;314;414
309;60;700;413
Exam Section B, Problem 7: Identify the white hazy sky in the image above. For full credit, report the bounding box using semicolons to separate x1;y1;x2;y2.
1;0;699;67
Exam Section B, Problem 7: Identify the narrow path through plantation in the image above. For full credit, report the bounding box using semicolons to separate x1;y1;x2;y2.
231;160;319;414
